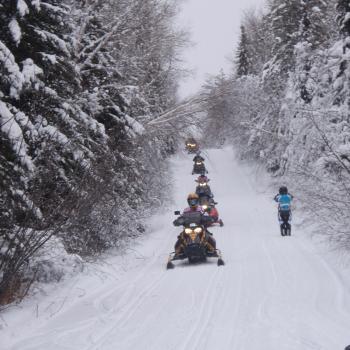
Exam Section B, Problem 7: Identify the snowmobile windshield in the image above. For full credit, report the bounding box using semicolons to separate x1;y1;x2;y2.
181;211;202;226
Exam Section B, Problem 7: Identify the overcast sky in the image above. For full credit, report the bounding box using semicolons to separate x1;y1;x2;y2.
177;0;266;98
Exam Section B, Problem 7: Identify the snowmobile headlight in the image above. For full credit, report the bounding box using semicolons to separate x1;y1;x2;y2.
196;162;202;165
194;227;202;234
202;205;208;210
185;228;193;234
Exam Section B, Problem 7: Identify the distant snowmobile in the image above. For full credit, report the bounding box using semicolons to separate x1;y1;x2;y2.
192;153;207;175
185;138;199;154
192;161;207;175
195;180;213;202
166;211;224;269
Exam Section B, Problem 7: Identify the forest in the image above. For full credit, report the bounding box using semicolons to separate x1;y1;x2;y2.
0;0;188;304
203;0;350;252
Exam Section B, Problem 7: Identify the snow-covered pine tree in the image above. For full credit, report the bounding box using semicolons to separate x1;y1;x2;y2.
0;0;87;302
241;10;274;75
265;0;304;76
291;0;329;104
334;0;350;106
337;0;350;37
300;0;329;49
236;25;251;77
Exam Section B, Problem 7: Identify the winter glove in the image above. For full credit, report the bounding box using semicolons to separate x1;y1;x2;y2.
173;217;184;226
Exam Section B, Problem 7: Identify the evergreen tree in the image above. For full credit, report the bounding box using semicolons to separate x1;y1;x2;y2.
269;0;304;72
301;0;329;49
0;0;85;302
242;11;274;75
292;0;328;104
337;0;350;37
236;25;251;77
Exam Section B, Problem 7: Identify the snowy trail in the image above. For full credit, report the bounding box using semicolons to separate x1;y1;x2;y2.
2;147;350;350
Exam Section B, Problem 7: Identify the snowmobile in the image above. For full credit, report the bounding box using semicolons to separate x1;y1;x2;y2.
185;139;199;154
166;211;224;269
201;199;224;227
196;182;213;200
192;161;207;175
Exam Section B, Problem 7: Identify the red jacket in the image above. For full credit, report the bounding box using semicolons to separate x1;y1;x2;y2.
208;207;219;221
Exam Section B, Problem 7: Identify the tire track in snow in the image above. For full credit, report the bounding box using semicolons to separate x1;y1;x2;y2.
177;268;220;350
86;274;167;350
190;269;225;350
256;238;278;323
83;255;171;349
19;222;175;350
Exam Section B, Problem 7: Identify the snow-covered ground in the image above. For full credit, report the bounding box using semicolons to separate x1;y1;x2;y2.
2;147;350;350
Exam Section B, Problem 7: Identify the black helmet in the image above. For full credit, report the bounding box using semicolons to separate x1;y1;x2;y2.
279;186;288;195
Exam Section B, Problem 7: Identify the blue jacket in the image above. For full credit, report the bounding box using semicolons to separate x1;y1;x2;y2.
274;194;293;211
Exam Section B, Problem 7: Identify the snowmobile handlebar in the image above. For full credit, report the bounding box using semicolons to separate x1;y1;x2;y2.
173;214;214;227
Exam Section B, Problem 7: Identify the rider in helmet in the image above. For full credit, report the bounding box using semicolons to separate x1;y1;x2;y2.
202;199;223;227
195;176;213;200
195;175;209;184
183;193;203;213
274;186;293;232
173;193;216;255
193;152;205;163
192;152;207;175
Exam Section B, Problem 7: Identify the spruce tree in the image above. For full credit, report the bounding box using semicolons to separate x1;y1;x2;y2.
293;0;328;103
0;0;80;301
236;26;251;77
337;0;350;37
301;0;328;49
269;0;304;72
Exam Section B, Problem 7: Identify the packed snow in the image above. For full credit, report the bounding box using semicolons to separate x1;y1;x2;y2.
1;147;350;350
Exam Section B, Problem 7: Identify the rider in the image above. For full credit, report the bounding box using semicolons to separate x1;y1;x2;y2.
196;174;209;183
192;152;207;175
195;175;213;200
193;152;204;164
274;186;293;230
173;193;216;255
203;199;223;227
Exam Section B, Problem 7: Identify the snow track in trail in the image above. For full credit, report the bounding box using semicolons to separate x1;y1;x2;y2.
2;147;350;350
